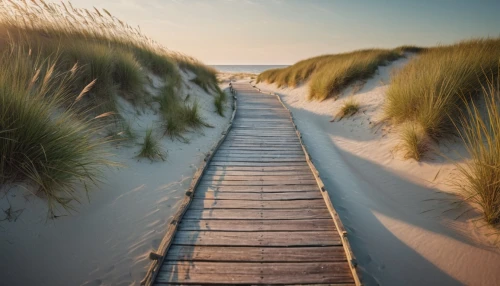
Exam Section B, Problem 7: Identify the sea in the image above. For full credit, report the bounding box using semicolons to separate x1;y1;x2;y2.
210;65;289;74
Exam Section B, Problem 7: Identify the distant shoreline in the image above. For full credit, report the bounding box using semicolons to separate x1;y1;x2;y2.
211;64;288;74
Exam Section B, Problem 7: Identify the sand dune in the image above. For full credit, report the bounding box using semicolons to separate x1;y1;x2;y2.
256;58;500;285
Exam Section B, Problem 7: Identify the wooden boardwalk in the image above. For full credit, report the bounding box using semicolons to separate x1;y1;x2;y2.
150;83;359;285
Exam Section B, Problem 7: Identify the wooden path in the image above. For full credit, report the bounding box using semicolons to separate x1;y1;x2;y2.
149;83;360;285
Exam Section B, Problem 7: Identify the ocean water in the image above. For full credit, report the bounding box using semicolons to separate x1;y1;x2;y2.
211;65;289;74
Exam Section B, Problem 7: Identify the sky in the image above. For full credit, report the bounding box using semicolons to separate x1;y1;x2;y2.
49;0;500;65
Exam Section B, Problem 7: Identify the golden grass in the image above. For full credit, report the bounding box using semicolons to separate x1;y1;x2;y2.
138;128;166;162
336;97;360;120
214;88;228;116
0;0;217;214
455;74;500;224
399;122;430;161
0;0;218;108
385;38;500;145
0;46;114;217
257;47;421;100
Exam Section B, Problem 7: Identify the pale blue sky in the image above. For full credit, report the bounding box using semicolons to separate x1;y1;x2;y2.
52;0;500;64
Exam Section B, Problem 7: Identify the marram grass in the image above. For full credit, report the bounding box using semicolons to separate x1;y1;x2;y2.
336;97;360;120
398;122;430;161
0;46;114;217
0;0;218;110
158;85;210;141
0;0;218;215
257;47;421;100
214;88;228;117
455;74;500;225
138;128;166;162
385;38;500;147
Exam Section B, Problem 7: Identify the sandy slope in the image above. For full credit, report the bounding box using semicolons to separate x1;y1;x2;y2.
0;72;232;286
256;57;500;285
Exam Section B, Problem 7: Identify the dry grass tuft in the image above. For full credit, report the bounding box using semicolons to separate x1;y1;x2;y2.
0;46;114;216
214;88;228;116
336;97;360;120
138;128;166;161
399;122;430;161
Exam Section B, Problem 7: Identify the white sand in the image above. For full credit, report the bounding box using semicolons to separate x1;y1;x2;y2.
0;71;232;286
256;57;500;285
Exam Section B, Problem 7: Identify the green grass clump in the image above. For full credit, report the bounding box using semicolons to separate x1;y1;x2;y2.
257;48;416;100
455;75;500;225
0;46;112;215
214;88;228;116
399;122;430;161
336;97;360;120
138;128;166;161
158;85;210;140
385;38;500;146
113;50;145;97
178;57;218;91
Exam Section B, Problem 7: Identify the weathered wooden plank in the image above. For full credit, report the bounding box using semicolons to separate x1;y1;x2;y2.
172;230;341;246
213;155;306;160
196;184;319;193
156;262;354;284
215;150;304;155
231;125;296;128
219;145;303;149
210;158;307;163
223;139;297;142
202;175;314;181
223;137;299;140
229;132;295;135
183;208;331;220
194;190;322;200
206;166;312;172
166;245;346;262
199;179;318;186
210;161;308;166
190;199;326;209
204;170;310;176
213;153;304;158
218;147;304;151
178;219;335;231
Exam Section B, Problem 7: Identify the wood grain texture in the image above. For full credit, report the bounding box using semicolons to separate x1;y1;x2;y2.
183;208;332;220
178;219;335;231
194;190;322;200
172;230;341;246
166;245;346;262
156;262;354;284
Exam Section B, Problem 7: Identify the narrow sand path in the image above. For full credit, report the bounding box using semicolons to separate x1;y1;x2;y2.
148;82;360;285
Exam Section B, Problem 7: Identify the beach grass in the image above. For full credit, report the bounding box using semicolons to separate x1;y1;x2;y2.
0;46;113;216
138;128;166;161
257;48;419;100
0;0;217;110
158;85;210;141
384;38;500;159
0;0;217;213
455;74;500;224
214;88;228;116
336;97;360;120
399;122;430;161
